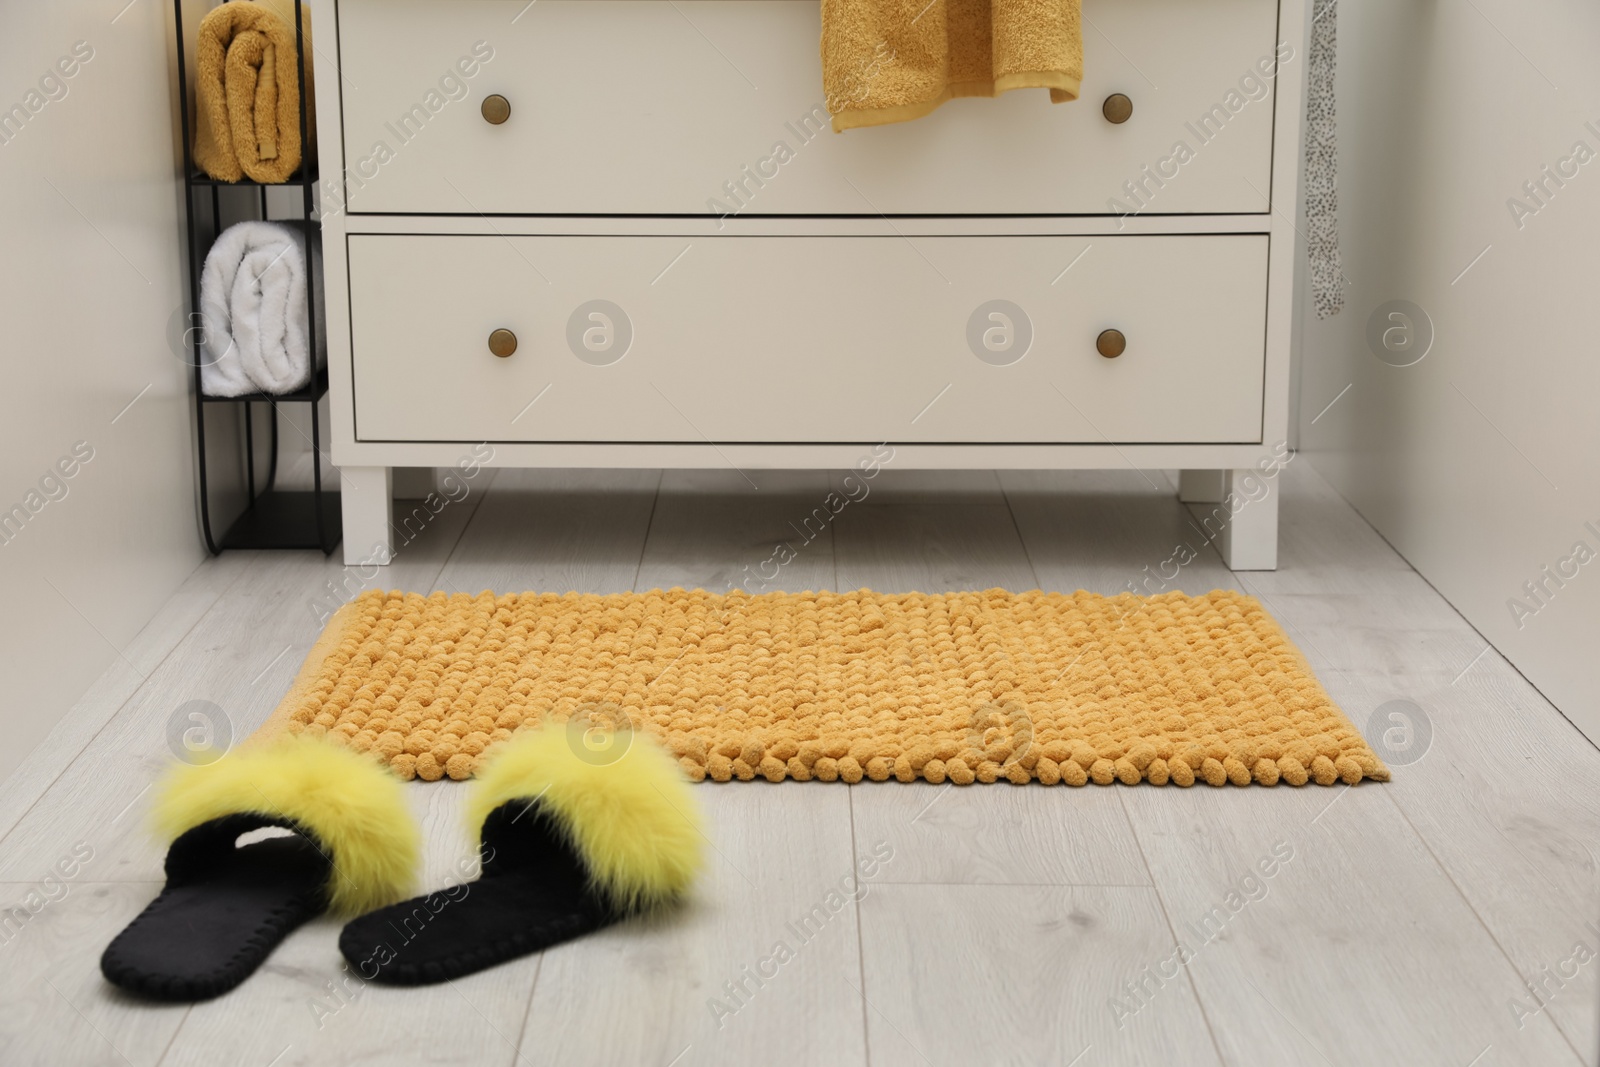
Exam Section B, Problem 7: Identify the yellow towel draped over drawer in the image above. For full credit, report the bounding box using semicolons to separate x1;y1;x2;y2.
822;0;1082;132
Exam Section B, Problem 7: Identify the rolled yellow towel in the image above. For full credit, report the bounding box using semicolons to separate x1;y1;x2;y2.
822;0;1082;132
192;0;316;183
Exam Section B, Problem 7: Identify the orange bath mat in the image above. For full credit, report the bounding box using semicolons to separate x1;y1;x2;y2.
257;588;1388;787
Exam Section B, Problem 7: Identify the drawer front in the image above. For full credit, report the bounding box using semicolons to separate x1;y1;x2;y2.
335;0;1282;216
349;234;1266;444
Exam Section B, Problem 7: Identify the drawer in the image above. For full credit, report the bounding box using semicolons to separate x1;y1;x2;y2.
334;0;1282;216
349;234;1266;444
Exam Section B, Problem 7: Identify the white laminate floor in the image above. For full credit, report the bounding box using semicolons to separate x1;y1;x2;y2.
1;460;1596;1067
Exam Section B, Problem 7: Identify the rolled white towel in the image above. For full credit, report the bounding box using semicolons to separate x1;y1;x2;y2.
199;221;324;397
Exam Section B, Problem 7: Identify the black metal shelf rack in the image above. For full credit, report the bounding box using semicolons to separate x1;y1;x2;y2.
173;0;339;554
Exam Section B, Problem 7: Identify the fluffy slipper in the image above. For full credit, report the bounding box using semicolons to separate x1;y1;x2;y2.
339;722;703;985
101;737;419;1001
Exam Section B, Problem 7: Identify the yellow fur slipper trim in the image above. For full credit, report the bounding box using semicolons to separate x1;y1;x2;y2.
152;737;420;916
467;723;705;911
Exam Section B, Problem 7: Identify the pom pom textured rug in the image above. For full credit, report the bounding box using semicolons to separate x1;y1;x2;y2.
256;588;1388;788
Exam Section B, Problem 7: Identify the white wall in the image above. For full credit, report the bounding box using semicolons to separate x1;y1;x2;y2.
1299;0;1600;742
0;0;206;782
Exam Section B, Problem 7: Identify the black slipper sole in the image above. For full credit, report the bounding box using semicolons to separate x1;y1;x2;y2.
338;875;609;985
101;825;328;1001
338;802;614;984
339;724;704;986
102;738;421;1001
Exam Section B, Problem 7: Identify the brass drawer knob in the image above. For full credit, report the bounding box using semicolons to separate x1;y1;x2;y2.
481;94;511;125
1102;93;1133;124
488;328;518;357
1096;329;1126;359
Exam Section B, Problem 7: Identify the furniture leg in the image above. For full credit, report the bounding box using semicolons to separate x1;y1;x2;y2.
340;466;392;566
1218;469;1279;571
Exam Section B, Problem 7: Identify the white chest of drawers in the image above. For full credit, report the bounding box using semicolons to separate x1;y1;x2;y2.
310;0;1312;571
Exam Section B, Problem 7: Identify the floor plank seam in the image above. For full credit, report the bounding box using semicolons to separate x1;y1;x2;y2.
996;482;1045;592
429;466;501;592
1378;788;1590;1065
151;1004;193;1067
0;554;255;851
1234;573;1341;684
846;785;873;1067
510;954;544;1066
1113;790;1230;1067
830;478;841;595
628;470;666;593
1175;503;1230;571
